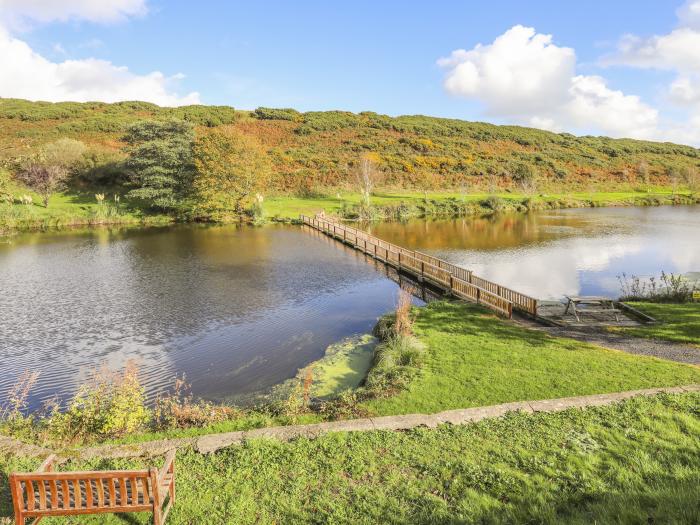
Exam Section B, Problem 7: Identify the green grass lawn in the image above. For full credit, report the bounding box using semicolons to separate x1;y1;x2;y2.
362;302;700;416
2;392;698;524
613;302;700;347
0;191;170;232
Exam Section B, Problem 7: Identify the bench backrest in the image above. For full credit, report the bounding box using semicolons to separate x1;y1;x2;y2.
10;469;157;517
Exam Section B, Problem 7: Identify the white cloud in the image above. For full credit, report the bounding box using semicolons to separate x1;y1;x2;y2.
612;28;700;72
0;1;200;107
677;0;700;29
438;26;575;116
0;0;147;27
438;25;659;141
0;27;200;106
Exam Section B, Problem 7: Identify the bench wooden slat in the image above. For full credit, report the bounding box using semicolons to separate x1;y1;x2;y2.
119;477;128;506
73;478;82;511
129;477;138;506
11;452;175;525
26;481;35;512
108;476;116;507
50;479;58;509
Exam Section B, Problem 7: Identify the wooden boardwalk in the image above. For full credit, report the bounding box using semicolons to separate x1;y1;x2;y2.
300;215;538;318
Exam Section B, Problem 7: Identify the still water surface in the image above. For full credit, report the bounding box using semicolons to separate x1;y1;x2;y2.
1;206;698;408
366;206;700;300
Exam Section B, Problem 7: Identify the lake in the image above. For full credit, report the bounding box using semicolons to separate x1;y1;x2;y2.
1;205;699;408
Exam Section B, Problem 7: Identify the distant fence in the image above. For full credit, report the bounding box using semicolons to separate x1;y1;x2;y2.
300;215;538;318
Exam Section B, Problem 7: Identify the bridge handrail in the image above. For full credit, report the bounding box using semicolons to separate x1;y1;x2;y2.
300;215;537;317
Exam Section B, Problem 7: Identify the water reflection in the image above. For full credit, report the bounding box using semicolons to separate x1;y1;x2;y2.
366;206;700;300
0;224;406;408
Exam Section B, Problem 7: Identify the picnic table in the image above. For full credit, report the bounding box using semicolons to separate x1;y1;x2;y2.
564;296;620;322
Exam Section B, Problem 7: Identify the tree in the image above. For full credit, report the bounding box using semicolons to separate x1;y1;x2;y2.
512;162;537;194
355;154;380;208
193;127;272;216
16;138;86;207
124;120;195;210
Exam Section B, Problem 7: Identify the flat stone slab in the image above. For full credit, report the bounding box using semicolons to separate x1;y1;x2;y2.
6;385;696;461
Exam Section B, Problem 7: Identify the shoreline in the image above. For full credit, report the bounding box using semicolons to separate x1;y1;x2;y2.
2;190;698;235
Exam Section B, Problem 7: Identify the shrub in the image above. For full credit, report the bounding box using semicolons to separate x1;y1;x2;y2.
254;107;302;121
45;362;150;443
482;196;505;212
618;272;697;303
154;376;239;430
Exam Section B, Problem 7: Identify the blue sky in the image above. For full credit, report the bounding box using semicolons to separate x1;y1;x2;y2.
1;1;700;144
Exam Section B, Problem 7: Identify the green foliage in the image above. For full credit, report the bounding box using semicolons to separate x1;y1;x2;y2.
192;127;272;218
124;120;195;210
44;363;150;443
254;107;301;121
618;272;698;303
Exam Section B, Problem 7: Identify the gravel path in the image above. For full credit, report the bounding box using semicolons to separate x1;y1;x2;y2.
517;318;700;365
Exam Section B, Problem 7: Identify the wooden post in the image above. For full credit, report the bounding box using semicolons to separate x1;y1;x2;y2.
449;276;454;293
398;252;402;269
476;288;481;304
421;261;425;277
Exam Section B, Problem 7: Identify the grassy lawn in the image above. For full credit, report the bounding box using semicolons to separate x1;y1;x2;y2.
0;191;170;231
614;302;700;347
362;302;700;416
2;392;698;524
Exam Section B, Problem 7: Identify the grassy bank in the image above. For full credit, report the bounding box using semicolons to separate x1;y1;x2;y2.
88;301;700;446
2;187;697;234
2;392;699;524
0;192;171;233
613;302;700;346
266;188;698;221
361;302;700;416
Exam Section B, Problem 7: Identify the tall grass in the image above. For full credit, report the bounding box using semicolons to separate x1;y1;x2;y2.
619;271;698;303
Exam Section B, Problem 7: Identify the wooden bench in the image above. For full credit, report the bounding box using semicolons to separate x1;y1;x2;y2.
9;450;175;525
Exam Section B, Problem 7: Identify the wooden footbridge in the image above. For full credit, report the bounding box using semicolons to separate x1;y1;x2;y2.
300;215;538;319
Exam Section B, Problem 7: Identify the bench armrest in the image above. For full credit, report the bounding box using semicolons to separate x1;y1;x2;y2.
37;454;57;473
159;449;176;483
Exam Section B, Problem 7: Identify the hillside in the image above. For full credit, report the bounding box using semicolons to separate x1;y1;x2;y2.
1;97;699;195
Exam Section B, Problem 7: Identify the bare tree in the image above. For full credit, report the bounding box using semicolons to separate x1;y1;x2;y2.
16;139;86;207
17;164;68;207
355;155;379;208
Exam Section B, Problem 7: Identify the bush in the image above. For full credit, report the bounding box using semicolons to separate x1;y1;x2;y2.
618;272;698;303
254;107;302;121
44;362;150;443
482;196;505;212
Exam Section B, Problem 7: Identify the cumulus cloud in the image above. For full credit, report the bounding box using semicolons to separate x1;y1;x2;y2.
0;1;200;107
438;26;575;116
612;28;700;72
438;25;659;140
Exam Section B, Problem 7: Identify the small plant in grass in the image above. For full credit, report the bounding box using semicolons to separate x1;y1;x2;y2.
0;371;40;439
